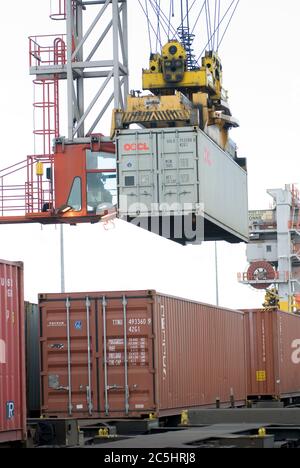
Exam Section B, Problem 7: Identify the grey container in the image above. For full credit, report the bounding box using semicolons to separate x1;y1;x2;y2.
25;302;41;417
117;127;248;244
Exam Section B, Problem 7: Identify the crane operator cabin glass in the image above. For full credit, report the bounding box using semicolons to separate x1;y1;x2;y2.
86;150;116;213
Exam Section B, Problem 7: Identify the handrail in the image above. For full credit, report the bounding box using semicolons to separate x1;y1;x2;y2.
0;155;54;217
0;155;53;178
29;34;66;67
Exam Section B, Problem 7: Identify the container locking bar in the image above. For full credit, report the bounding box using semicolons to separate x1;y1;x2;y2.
102;296;109;416
66;297;73;416
123;295;129;415
86;296;93;415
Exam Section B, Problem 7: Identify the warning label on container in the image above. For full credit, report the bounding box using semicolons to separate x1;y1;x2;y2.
256;370;266;382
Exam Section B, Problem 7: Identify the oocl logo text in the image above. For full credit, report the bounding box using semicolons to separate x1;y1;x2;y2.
124;143;149;152
291;339;300;364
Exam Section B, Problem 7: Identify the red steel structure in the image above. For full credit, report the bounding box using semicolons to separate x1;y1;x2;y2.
39;290;247;418
0;1;119;226
30;34;65;156
50;0;67;21
0;139;115;225
0;43;116;225
0;261;26;444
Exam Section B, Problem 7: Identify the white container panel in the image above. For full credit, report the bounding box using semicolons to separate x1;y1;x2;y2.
117;127;248;242
158;130;199;208
197;130;248;239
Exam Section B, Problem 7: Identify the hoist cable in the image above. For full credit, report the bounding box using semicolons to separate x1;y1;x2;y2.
212;0;218;51
191;0;206;35
177;0;198;35
149;0;178;43
204;1;211;50
217;0;240;50
180;0;184;38
167;0;173;39
197;0;238;61
206;0;213;49
216;0;221;49
186;0;190;34
138;0;163;51
145;0;152;53
156;0;160;51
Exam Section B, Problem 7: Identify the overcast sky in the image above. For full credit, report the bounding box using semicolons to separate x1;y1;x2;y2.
0;1;297;308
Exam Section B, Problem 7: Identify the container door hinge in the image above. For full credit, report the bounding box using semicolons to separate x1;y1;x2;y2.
86;386;93;414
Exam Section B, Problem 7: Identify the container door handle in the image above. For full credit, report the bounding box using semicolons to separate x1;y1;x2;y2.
66;297;73;416
102;296;109;416
86;297;93;416
123;295;129;415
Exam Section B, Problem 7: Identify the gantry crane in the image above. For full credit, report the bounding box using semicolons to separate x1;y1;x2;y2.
0;0;128;225
0;0;243;240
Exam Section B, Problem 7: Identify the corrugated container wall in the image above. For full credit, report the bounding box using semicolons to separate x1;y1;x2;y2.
25;302;40;417
244;309;300;399
0;260;26;444
117;127;248;244
39;290;246;418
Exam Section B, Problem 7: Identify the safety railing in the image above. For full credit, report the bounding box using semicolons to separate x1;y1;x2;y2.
237;271;290;284
0;155;54;218
249;221;277;232
291;243;300;258
26;155;54;214
50;0;66;20
29;34;67;67
291;184;300;206
288;216;300;231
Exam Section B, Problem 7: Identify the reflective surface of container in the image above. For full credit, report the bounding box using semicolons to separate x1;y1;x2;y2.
245;309;300;399
0;260;26;444
40;290;247;418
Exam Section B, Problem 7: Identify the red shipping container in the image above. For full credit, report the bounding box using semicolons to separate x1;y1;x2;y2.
245;309;300;399
39;290;246;418
0;260;26;444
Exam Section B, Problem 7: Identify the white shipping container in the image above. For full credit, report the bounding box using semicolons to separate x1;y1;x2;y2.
117;127;248;244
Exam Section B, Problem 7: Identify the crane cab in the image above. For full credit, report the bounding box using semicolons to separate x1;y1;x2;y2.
0;136;116;225
53;137;116;224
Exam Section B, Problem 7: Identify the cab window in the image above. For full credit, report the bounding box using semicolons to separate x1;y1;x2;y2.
86;150;115;170
67;177;82;211
86;172;116;213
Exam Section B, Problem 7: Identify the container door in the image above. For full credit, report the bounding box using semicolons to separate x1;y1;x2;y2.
100;294;155;416
117;131;158;217
41;297;98;416
157;129;199;209
0;263;25;441
25;302;41;417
